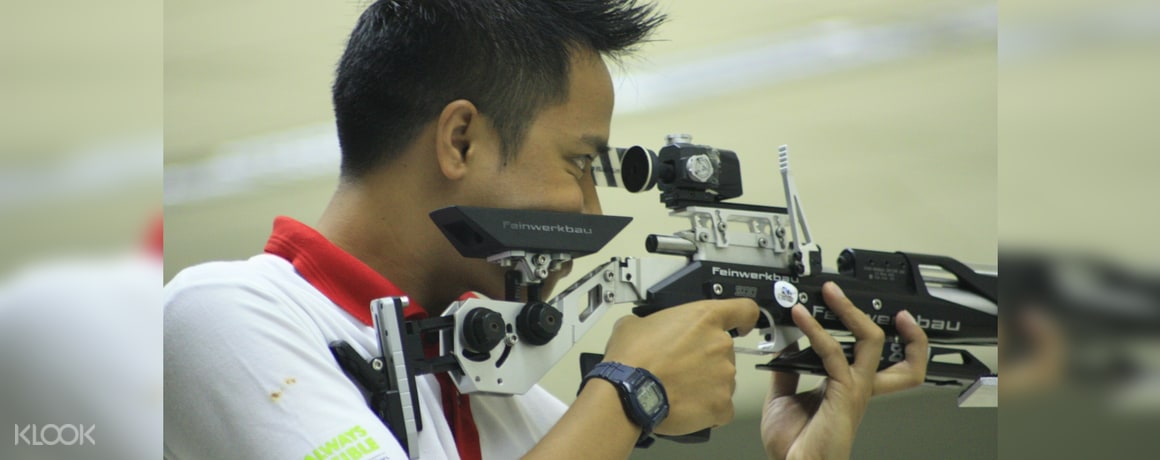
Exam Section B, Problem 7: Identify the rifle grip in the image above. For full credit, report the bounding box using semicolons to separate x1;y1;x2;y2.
657;429;711;444
579;352;604;376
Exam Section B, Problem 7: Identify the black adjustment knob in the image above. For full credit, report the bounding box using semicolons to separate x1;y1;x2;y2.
516;301;562;345
837;249;855;275
462;307;506;354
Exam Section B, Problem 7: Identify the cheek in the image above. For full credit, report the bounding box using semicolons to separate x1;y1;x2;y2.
499;171;586;214
548;184;589;214
537;180;586;213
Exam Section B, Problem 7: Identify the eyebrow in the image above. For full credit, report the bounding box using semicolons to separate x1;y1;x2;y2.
579;134;611;155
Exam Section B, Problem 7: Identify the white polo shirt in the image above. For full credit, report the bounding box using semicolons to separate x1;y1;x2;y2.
163;217;567;460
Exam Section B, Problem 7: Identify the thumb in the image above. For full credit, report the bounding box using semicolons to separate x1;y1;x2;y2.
711;298;761;336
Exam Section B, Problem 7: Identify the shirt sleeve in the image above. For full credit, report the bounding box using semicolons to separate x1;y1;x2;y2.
163;268;405;460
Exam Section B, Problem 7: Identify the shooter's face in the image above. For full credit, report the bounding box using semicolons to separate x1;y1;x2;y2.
471;49;610;216
457;48;612;299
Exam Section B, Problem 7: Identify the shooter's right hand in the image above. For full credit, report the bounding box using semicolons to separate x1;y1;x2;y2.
601;297;760;436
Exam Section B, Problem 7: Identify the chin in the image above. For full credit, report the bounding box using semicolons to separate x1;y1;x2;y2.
541;260;574;298
473;260;575;302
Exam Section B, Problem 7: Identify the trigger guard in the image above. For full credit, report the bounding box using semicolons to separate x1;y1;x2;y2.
757;320;805;355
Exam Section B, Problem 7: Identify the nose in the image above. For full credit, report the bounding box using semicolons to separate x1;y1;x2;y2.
581;167;604;215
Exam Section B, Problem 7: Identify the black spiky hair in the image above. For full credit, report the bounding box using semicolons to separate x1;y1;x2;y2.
333;0;666;179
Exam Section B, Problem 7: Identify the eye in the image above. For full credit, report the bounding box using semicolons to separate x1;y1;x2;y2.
571;154;597;174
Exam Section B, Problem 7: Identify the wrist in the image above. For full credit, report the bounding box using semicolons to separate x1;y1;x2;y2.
577;378;642;433
526;375;641;459
579;361;669;447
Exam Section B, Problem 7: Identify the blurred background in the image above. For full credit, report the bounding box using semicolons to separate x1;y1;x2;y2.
1;2;162;460
165;1;997;458
999;1;1160;459
3;0;1154;458
0;0;161;274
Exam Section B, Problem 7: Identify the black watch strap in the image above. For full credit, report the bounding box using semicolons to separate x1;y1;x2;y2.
578;358;666;448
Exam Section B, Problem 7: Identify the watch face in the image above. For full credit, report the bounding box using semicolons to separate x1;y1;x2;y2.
635;380;664;414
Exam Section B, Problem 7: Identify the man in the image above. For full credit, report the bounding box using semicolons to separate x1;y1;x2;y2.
164;1;929;459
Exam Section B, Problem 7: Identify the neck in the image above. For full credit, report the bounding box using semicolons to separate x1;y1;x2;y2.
315;172;471;314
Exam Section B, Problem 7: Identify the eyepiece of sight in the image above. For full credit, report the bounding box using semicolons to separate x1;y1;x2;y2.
620;146;658;193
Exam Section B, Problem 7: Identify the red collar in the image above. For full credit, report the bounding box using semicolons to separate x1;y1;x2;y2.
263;216;483;460
263;216;429;324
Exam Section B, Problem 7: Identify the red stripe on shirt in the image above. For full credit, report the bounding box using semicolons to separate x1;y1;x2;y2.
264;216;482;460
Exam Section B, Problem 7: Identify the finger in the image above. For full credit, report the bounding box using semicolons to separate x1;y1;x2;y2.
873;310;930;395
726;332;737;367
790;304;851;384
820;282;882;341
729;362;738;397
821;282;885;374
1021;307;1065;380
710;298;761;336
769;342;801;399
896;309;929;371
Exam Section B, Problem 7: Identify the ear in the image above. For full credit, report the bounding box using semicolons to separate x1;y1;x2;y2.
435;99;484;181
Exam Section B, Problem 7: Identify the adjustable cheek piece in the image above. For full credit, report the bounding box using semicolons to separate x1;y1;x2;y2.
330;206;635;459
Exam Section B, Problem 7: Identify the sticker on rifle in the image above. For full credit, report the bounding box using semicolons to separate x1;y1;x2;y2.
773;281;798;308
